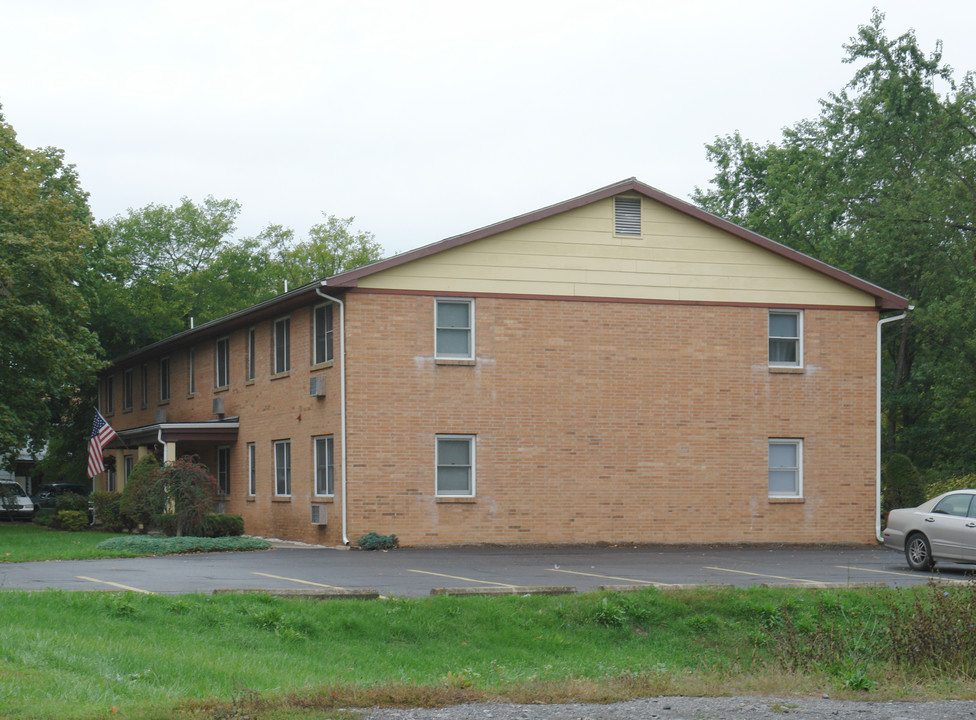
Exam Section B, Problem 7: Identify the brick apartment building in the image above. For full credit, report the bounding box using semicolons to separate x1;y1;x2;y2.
96;178;909;546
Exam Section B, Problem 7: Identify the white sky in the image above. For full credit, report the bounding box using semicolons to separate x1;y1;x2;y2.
2;1;975;256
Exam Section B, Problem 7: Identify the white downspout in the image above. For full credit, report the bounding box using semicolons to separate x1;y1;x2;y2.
315;283;348;545
876;306;912;541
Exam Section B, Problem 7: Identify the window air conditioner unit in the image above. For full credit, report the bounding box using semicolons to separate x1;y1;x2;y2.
310;504;327;525
309;377;326;397
212;397;225;416
155;409;167;423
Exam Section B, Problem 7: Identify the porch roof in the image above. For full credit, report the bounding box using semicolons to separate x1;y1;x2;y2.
108;418;240;449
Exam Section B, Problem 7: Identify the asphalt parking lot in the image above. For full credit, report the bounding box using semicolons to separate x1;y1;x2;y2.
1;543;973;597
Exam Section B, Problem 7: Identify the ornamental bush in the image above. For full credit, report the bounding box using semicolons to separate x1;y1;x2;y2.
152;456;217;537
91;491;123;532
357;531;399;550
120;455;162;532
58;510;88;532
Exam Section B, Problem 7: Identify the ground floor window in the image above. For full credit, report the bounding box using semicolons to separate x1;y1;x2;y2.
314;435;334;495
768;439;803;497
436;434;475;497
274;440;291;496
217;446;230;495
247;443;256;496
123;456;133;484
106;467;116;492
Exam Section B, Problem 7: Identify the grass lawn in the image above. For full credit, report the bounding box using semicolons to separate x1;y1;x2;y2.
0;523;137;562
1;583;975;720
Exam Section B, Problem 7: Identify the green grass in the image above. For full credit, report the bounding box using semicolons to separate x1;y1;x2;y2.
0;524;138;562
0;524;270;562
1;584;975;719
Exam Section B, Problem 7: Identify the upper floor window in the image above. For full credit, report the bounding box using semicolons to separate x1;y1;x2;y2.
314;304;334;365
103;376;115;414
274;317;291;374
768;439;802;498
769;310;802;367
188;349;196;394
435;299;474;359
140;364;148;408
159;357;171;402
247;327;256;381
122;369;133;411
215;337;230;388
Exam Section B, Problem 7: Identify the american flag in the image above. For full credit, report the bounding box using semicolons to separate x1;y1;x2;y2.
87;410;119;478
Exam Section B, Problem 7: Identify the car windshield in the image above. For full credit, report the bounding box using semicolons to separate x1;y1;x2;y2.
1;483;27;498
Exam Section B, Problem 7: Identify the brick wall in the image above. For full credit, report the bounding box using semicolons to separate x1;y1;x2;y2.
103;291;879;546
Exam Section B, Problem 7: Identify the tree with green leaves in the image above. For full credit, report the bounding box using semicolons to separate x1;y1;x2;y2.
0;105;102;467
694;12;976;478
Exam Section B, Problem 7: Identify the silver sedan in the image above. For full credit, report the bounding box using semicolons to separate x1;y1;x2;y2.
883;490;976;570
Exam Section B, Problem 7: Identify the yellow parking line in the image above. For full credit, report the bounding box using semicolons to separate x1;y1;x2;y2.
839;565;969;583
76;576;154;594
549;568;670;586
252;572;342;589
408;569;514;587
703;566;820;584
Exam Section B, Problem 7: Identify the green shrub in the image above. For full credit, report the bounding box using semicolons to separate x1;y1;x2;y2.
881;454;925;516
153;456;217;536
357;531;399;550
120;455;162;532
91;491;124;532
156;513;178;537
57;510;88;531
32;509;56;527
55;491;89;513
926;473;976;500
200;513;245;538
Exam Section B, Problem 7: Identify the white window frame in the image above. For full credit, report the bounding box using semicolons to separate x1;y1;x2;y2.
274;439;291;496
769;310;803;368
247;443;256;496
217;446;230;496
159;357;170;402
435;298;474;360
436;434;476;497
123;455;134;483
215;336;230;388
106;467;116;493
274;317;291;374
768;438;803;498
313;303;334;365
314;435;335;496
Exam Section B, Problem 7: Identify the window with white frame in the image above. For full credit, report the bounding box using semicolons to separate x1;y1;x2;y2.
124;455;133;483
769;310;802;367
436;435;475;496
768;439;803;498
217;446;230;495
274;439;291;495
247;443;256;496
274;317;291;374
215;337;230;388
435;299;474;359
247;327;256;381
159;357;170;401
106;467;116;492
314;304;334;365
314;435;334;495
122;369;133;411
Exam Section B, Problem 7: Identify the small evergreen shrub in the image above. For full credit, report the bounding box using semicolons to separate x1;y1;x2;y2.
156;513;178;537
58;510;89;532
55;491;90;513
91;491;124;532
881;454;925;516
200;513;245;538
32;509;56;527
357;531;399;550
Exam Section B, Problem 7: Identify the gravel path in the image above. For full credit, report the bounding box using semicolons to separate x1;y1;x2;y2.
361;696;976;719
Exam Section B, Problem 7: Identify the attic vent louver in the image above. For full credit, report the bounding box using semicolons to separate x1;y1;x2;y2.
614;197;641;236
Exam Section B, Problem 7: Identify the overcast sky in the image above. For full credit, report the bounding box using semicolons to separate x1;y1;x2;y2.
3;1;975;257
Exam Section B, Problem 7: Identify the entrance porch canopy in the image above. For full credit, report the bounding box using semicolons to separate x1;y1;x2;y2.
107;418;240;463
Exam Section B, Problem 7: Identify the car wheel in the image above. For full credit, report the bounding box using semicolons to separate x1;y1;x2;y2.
905;533;934;571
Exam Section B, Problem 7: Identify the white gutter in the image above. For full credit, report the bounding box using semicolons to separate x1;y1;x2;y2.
876;306;913;541
315;283;349;545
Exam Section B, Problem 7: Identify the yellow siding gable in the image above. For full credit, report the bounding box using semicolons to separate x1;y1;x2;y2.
358;196;876;307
